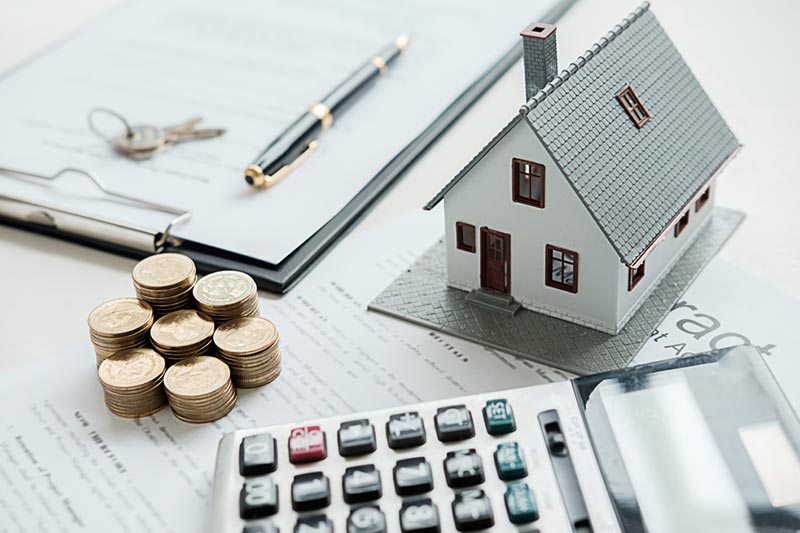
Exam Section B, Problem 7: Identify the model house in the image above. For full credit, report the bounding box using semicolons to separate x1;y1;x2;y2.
425;2;739;334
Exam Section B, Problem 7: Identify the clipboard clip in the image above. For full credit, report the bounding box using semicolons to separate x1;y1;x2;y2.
0;165;191;252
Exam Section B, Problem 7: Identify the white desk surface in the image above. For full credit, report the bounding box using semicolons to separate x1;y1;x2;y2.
1;0;798;368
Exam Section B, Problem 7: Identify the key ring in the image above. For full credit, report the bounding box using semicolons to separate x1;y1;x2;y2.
87;107;134;143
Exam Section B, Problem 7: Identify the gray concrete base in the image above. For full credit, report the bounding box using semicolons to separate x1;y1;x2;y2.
369;208;744;375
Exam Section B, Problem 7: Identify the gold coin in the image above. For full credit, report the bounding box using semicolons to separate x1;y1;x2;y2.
193;271;256;307
132;253;195;290
164;356;230;398
88;298;153;336
99;348;165;390
214;317;277;355
150;310;214;349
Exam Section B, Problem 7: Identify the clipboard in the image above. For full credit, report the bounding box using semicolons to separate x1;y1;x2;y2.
0;0;574;294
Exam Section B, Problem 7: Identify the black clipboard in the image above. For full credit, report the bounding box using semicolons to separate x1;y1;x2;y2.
0;0;574;293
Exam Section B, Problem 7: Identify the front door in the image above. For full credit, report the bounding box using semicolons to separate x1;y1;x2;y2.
480;228;510;294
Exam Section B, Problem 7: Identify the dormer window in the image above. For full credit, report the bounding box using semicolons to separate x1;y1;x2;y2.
512;158;545;208
616;85;650;128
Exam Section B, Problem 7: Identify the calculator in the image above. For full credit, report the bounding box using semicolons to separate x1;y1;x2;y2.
211;346;800;533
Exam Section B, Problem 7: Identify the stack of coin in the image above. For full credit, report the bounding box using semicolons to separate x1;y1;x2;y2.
88;298;154;367
98;348;167;418
214;317;281;388
149;309;215;365
193;271;259;322
164;356;237;423
132;253;197;315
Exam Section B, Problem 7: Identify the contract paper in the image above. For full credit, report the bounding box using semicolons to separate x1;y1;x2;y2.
0;0;560;265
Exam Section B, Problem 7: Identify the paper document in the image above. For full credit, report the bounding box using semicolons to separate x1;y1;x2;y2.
2;210;796;532
0;0;560;264
0;211;568;532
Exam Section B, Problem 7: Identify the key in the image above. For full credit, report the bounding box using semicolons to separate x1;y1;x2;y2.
434;405;475;442
110;116;224;160
452;489;494;531
343;464;382;503
239;476;279;519
443;449;484;488
393;457;434;496
291;472;331;512
162;115;226;143
347;505;387;533
240;433;277;476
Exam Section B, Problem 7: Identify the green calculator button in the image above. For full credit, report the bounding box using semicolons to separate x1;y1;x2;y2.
505;481;539;524
494;442;527;480
483;399;516;435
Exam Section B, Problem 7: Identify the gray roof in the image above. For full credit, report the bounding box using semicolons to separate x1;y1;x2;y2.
426;2;740;266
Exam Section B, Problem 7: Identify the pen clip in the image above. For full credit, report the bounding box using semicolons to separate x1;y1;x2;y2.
247;140;318;189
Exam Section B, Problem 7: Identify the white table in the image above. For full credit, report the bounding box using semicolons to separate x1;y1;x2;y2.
2;0;798;369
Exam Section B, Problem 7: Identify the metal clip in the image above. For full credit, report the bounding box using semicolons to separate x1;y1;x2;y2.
246;140;318;189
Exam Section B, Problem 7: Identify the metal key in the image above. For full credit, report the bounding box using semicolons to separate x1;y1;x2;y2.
89;108;225;160
112;116;225;160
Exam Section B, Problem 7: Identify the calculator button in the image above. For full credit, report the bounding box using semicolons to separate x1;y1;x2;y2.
393;457;434;495
452;489;494;531
294;514;333;533
434;405;475;442
505;481;539;524
386;412;426;449
399;498;440;533
443;449;484;488
483;399;516;435
239;476;279;519
347;505;387;533
338;419;377;457
291;472;331;511
494;442;527;480
288;426;327;464
343;464;382;503
240;433;277;476
242;520;279;533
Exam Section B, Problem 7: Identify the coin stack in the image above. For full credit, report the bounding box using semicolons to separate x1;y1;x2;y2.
132;253;197;315
193;271;259;322
214;317;281;388
164;356;237;424
88;298;154;367
98;348;167;418
149;309;215;365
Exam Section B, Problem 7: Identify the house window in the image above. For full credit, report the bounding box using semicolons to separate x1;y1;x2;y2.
545;245;578;293
628;262;645;291
696;186;711;211
512;158;545;208
674;210;690;237
616;85;650;128
456;222;476;252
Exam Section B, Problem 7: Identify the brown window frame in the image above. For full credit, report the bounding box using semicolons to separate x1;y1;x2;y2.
512;158;545;208
455;222;476;252
674;210;690;237
695;185;711;212
545;244;578;293
628;262;645;291
616;85;650;128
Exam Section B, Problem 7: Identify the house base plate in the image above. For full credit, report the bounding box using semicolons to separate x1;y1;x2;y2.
368;207;744;375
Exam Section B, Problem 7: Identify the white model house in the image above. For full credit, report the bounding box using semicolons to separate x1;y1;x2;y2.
425;3;739;334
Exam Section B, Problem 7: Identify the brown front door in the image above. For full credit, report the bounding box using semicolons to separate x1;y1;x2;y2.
480;228;510;294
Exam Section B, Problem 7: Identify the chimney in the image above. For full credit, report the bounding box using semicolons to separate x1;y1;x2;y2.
520;22;558;101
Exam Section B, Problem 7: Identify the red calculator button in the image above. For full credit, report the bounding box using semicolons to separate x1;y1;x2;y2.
288;426;327;464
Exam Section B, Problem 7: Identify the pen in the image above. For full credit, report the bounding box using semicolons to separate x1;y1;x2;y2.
244;34;411;188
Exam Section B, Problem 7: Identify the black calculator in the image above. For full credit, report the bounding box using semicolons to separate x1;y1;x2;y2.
211;346;800;532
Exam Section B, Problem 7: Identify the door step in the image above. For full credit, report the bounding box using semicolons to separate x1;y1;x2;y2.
465;289;522;316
